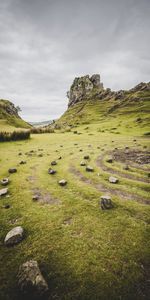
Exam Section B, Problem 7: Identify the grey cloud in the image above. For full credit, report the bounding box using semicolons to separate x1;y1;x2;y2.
0;0;150;121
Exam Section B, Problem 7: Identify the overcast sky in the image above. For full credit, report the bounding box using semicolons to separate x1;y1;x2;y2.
0;0;150;122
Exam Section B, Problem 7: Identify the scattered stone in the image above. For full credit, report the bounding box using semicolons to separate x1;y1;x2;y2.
48;168;56;175
84;155;90;160
59;180;67;186
100;195;113;210
58;156;62;160
79;149;83;152
4;226;24;246
86;166;94;172
80;161;86;166
125;146;129;149
0;188;8;196
9;168;17;174
18;152;22;156
106;157;113;163
32;195;40;201
109;176;119;184
18;260;48;298
1;178;9;186
2;204;10;209
73;131;78;134
19;161;26;165
51;161;57;166
38;154;43;157
148;173;150;178
124;165;129;170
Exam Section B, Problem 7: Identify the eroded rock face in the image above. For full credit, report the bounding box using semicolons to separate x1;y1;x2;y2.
18;260;49;299
67;74;103;107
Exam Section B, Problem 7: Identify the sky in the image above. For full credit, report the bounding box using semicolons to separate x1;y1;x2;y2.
0;0;150;122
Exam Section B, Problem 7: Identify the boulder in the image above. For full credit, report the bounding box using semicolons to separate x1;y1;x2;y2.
9;168;17;174
86;166;94;172
1;178;9;186
0;188;8;196
109;176;119;184
100;195;113;210
4;226;24;246
18;260;48;299
59;180;67;186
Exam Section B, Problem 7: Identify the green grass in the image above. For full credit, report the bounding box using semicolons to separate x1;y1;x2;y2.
0;123;150;300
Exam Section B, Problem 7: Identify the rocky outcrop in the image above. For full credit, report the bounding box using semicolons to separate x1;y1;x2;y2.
67;74;103;107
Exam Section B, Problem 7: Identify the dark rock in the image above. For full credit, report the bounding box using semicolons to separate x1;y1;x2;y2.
18;152;22;156
18;260;48;299
80;161;86;166
124;165;129;170
19;161;26;165
100;195;113;210
2;204;10;209
84;155;90;160
58;156;62;160
51;161;57;166
9;168;17;174
32;195;40;201
48;168;56;175
4;226;24;246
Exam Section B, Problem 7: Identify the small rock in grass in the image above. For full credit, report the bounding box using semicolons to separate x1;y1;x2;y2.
58;156;62;160
1;178;9;186
86;166;94;172
4;226;24;246
19;161;26;165
2;204;10;209
51;161;57;166
18;260;48;298
80;161;86;166
0;188;8;196
106;157;113;163
48;168;57;175
32;195;40;201
84;155;90;160
100;195;113;210
79;149;83;152
38;154;43;157
148;173;150;178
124;165;129;170
18;152;22;156
59;180;67;186
9;168;17;174
109;176;119;184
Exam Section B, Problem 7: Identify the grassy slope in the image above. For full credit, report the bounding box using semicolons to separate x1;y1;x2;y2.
0;100;31;131
0;89;150;300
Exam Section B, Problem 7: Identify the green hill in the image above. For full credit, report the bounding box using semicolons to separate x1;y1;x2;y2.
0;99;31;131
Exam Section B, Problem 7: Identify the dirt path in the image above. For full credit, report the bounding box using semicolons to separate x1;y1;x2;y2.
69;166;150;205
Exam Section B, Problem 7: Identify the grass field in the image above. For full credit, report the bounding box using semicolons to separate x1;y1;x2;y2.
0;120;150;300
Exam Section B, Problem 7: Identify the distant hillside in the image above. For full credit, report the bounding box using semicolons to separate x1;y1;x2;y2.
30;120;53;127
0;99;31;131
53;75;150;134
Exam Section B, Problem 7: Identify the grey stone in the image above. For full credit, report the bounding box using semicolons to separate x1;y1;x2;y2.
106;157;113;163
80;161;86;166
1;178;9;186
109;176;119;184
0;188;8;196
84;155;90;160
4;226;24;246
32;195;40;201
86;166;94;172
100;196;113;210
18;260;48;299
59;180;67;186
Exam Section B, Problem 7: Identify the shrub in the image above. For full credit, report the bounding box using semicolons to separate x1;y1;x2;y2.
0;130;30;142
30;127;55;134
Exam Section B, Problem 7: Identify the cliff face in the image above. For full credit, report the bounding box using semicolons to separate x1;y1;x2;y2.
67;74;103;107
